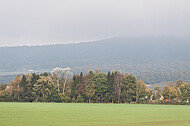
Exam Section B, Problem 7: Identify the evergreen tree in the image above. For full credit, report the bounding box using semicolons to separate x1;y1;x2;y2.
122;74;137;103
78;72;85;97
95;73;108;103
20;75;27;101
71;75;79;102
107;72;115;103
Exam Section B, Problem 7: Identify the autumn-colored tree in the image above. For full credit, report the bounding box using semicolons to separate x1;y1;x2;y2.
33;76;57;102
167;82;175;88
162;86;170;99
179;83;190;101
85;70;96;103
51;73;60;95
169;87;177;100
176;80;183;87
136;80;146;102
145;88;153;101
10;74;22;101
153;86;162;100
163;82;178;101
176;87;182;100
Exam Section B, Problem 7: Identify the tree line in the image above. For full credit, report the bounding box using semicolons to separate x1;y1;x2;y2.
0;67;189;104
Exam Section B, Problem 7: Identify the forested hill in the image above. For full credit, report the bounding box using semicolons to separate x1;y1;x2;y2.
0;37;190;84
1;37;190;71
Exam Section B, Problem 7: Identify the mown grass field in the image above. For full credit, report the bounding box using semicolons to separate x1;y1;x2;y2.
0;103;190;126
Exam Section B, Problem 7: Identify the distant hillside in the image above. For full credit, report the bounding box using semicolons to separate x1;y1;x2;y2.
0;37;190;84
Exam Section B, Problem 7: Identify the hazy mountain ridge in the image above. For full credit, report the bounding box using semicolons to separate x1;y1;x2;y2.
1;37;190;71
0;37;190;84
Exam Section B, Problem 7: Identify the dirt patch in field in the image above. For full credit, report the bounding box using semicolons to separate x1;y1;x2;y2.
88;120;190;126
134;120;190;125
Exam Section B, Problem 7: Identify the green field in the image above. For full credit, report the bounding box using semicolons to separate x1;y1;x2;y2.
0;103;190;126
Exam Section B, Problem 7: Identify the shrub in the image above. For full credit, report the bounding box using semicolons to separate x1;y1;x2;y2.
60;93;70;103
76;95;85;103
139;98;145;104
182;100;187;104
156;100;162;104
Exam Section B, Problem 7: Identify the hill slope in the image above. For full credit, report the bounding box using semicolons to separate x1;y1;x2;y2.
0;37;190;71
0;37;190;84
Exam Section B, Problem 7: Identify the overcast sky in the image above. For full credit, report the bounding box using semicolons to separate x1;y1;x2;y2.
0;0;190;46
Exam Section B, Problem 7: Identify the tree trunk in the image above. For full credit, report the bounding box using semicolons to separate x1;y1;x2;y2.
63;77;67;93
18;82;19;100
118;89;121;104
136;97;139;103
57;80;59;95
89;98;91;103
118;98;120;104
42;90;45;98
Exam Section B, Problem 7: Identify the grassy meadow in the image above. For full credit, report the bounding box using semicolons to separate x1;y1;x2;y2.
0;103;190;126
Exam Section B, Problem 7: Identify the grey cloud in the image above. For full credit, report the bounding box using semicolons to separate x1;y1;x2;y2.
0;0;190;46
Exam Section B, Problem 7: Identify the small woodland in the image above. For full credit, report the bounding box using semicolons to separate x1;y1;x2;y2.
0;67;189;105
